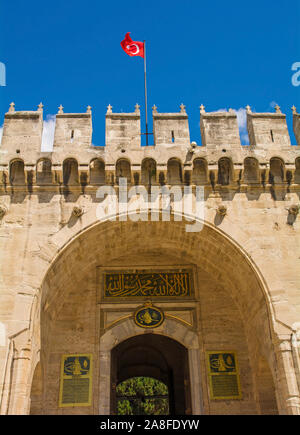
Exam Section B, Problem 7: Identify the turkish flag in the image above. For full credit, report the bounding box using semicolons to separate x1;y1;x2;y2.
121;33;144;58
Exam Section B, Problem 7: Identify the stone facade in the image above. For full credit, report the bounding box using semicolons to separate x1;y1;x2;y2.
0;102;299;415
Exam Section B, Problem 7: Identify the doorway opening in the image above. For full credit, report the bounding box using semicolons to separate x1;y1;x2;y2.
111;334;191;415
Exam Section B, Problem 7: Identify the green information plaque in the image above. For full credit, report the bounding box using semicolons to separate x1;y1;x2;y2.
206;351;242;400
59;354;92;407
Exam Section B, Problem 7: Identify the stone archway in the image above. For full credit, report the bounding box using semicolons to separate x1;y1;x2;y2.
99;318;203;415
111;334;191;415
6;214;298;415
30;218;287;414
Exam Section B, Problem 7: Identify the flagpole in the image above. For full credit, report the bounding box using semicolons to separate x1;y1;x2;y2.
143;40;149;146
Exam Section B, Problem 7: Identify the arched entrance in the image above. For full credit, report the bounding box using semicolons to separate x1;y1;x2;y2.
19;217;297;415
98;316;202;415
111;334;191;415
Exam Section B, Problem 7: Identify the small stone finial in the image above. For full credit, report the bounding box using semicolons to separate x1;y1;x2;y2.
275;104;281;114
246;105;252;114
8;102;15;113
86;105;92;114
58;104;64;114
37;102;44;112
180;103;186;113
292;105;297;115
152;105;158;114
106;104;112;114
135;103;140;114
199;104;205;114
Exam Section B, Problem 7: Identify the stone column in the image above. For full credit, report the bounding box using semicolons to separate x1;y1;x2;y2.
0;340;14;414
8;347;32;414
98;350;111;415
291;329;300;393
274;337;300;415
188;348;204;415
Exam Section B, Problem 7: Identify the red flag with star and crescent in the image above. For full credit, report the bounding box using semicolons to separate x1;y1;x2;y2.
120;33;144;58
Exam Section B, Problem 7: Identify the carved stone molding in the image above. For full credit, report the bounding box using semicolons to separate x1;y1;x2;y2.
217;204;227;216
72;206;84;217
0;204;8;219
289;205;299;216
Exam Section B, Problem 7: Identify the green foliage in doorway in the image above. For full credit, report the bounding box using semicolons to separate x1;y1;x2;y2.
116;377;169;415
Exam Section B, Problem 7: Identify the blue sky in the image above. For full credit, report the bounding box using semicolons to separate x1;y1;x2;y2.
0;0;299;147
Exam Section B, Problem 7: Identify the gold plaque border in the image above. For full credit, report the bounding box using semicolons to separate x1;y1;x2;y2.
58;353;93;408
206;351;242;400
134;303;164;329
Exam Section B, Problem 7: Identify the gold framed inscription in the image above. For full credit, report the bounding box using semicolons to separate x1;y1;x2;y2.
100;267;194;301
206;351;242;400
59;354;92;407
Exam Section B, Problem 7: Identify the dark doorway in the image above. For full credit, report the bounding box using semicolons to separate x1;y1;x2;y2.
111;334;191;415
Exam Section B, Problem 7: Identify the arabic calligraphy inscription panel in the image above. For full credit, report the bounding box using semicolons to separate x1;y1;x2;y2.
98;267;195;301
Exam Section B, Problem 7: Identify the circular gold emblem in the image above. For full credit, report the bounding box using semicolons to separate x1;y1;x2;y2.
134;303;164;328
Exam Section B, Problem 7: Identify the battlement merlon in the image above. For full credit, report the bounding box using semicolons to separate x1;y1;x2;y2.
200;109;241;148
52;109;93;162
152;104;190;147
293;107;300;146
0;104;44;164
247;106;291;148
105;104;141;150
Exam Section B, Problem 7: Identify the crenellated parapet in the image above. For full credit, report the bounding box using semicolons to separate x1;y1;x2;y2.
0;102;299;192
